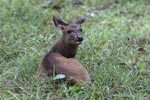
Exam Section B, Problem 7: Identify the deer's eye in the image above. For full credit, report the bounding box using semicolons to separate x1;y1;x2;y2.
79;29;82;32
67;30;73;34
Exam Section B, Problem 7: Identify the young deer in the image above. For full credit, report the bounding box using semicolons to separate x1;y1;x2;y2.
38;16;92;85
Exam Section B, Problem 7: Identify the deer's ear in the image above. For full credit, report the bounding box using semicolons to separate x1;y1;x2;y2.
52;16;68;29
76;15;86;24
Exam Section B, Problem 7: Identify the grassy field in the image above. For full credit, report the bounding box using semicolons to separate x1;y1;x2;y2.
0;0;150;100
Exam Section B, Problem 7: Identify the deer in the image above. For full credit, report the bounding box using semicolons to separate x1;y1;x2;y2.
38;15;92;86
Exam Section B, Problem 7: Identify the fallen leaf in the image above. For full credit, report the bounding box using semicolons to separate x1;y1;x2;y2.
53;74;65;80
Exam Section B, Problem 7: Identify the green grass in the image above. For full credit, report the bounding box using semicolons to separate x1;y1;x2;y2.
0;0;150;100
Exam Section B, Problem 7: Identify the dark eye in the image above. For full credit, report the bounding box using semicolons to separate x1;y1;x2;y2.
79;29;82;32
67;30;73;34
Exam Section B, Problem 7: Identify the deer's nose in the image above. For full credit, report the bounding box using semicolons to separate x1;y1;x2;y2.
77;37;83;42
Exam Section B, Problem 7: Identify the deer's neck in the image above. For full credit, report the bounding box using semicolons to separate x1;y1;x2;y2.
50;36;78;58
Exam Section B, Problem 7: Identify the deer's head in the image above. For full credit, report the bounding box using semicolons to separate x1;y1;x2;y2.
53;15;85;45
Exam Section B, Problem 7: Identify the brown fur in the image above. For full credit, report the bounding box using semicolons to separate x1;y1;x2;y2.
39;53;91;85
38;15;92;85
50;35;78;58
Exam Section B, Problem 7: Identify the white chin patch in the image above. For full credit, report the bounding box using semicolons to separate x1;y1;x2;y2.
75;41;81;44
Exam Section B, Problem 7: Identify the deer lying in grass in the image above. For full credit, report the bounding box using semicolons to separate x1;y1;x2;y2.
38;15;92;86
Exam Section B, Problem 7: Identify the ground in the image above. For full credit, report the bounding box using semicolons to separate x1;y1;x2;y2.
0;0;150;100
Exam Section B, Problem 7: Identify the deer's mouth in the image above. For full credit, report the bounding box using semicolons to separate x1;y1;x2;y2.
75;38;83;44
69;37;83;45
75;41;82;44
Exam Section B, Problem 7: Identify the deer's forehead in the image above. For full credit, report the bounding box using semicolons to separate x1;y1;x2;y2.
67;24;80;30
